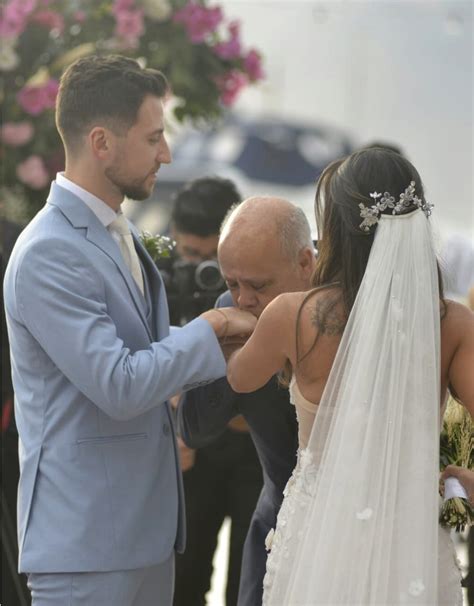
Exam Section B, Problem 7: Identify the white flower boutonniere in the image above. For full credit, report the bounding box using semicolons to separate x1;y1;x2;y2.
140;231;175;263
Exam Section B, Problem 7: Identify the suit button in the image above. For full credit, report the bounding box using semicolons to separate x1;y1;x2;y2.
162;423;170;436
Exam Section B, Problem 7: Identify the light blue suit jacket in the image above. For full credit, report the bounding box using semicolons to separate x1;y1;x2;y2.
3;182;226;574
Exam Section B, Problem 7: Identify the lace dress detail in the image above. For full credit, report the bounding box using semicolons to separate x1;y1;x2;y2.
262;378;319;604
262;380;463;605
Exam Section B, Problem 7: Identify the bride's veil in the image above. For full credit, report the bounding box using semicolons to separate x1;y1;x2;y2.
267;208;440;604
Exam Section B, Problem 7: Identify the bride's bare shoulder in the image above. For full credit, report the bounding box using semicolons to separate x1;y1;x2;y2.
272;286;344;327
442;299;474;329
293;286;346;336
441;300;473;360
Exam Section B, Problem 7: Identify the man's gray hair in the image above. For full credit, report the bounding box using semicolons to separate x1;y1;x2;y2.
220;198;313;262
278;206;313;262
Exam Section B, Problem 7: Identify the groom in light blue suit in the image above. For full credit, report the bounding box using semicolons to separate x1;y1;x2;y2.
3;55;253;606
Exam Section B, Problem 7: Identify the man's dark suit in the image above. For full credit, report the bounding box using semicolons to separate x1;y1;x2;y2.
178;293;298;606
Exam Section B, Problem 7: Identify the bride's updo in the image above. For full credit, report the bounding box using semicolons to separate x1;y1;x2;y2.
312;147;442;312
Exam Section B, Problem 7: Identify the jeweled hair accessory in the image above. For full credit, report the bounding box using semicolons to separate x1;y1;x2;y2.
358;181;434;232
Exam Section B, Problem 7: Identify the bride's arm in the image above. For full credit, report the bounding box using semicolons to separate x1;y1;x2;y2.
227;293;294;393
448;303;474;418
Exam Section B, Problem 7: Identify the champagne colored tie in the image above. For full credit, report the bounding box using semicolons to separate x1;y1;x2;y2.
108;213;144;295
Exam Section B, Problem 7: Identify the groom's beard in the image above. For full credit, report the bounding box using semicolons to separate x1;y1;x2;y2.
105;166;156;201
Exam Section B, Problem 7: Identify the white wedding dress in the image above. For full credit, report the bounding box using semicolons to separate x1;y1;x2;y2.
262;210;464;606
262;378;463;605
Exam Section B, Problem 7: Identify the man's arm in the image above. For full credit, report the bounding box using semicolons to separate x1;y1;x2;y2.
177;289;240;448
177;377;240;448
13;238;226;421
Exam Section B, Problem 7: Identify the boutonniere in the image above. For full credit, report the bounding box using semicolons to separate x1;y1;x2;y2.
140;231;175;263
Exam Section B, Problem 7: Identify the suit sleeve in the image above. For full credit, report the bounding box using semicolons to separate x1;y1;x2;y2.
15;238;226;421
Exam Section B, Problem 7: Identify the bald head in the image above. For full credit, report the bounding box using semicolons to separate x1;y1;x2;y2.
218;197;315;316
220;196;313;263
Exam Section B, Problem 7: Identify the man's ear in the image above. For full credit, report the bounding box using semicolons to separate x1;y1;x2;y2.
89;127;112;160
297;246;316;278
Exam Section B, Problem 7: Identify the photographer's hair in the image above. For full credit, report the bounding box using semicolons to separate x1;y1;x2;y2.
313;147;444;313
56;54;169;153
172;177;241;237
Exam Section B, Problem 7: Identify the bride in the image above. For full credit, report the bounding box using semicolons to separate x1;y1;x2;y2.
224;148;474;605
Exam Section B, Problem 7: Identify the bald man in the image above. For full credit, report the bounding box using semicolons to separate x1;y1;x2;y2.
178;197;315;606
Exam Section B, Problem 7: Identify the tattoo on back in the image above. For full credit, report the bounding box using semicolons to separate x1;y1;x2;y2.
311;295;346;336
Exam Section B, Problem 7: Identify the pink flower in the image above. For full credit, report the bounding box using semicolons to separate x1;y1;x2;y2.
32;9;65;34
73;10;86;23
173;2;223;43
213;20;241;60
18;0;37;15
0;0;37;37
17;86;45;116
243;49;264;82
113;0;135;13
43;78;59;105
17;78;59;116
16;155;50;189
216;70;247;106
1;121;34;146
228;20;239;38
114;9;144;46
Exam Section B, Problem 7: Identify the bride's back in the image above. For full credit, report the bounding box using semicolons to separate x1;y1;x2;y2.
287;285;472;416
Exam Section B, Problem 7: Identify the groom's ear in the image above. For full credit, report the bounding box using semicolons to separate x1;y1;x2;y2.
89;127;112;159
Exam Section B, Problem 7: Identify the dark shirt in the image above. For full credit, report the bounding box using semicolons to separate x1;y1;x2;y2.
178;292;298;606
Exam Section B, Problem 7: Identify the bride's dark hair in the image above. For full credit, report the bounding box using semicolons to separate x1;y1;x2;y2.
312;147;445;313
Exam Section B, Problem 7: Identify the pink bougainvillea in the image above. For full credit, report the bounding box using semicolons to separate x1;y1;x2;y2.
17;79;59;116
243;49;265;82
213;20;241;60
173;1;223;43
1;121;34;146
16;155;50;189
31;9;65;33
215;70;248;106
2;0;264;219
0;0;37;37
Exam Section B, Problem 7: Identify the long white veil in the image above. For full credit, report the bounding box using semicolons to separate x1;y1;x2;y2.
264;209;441;605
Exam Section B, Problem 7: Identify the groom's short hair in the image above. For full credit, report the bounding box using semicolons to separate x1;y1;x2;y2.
56;54;169;152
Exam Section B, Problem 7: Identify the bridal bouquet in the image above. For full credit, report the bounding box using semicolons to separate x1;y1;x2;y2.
1;0;265;223
439;397;474;532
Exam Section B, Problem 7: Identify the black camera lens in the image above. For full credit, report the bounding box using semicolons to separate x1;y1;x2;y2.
195;260;224;291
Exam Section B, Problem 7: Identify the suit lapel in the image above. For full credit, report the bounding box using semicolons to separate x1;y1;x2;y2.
47;182;152;339
132;230;170;340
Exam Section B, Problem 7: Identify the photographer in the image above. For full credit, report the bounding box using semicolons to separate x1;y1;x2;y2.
159;177;239;326
166;178;263;606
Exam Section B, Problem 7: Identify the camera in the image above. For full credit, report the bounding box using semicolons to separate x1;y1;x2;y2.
157;253;226;325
